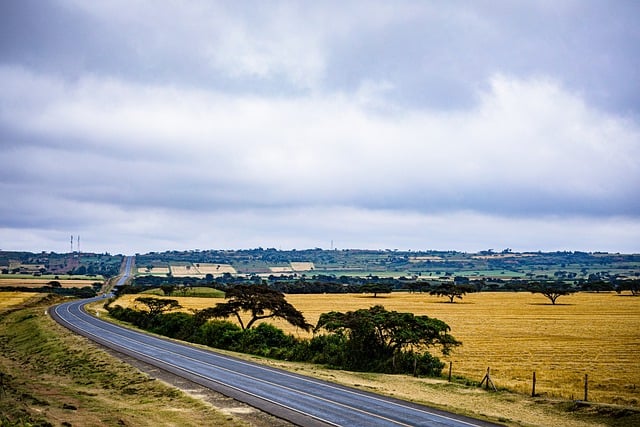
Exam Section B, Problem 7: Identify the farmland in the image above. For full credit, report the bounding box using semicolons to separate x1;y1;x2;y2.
112;291;640;406
136;263;237;277
0;278;101;289
134;248;640;280
0;291;42;309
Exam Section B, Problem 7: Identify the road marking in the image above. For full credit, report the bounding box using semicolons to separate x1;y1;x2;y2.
53;300;488;427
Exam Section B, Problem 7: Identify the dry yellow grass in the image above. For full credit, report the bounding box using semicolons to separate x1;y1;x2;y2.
137;267;170;274
0;292;41;309
195;263;237;275
290;262;315;271
0;278;98;289
112;292;640;406
269;266;293;273
169;265;200;277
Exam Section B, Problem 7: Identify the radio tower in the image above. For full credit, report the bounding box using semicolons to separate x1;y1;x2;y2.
77;235;80;254
70;235;73;253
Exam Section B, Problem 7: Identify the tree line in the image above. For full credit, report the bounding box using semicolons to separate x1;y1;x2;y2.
125;273;640;305
105;284;458;377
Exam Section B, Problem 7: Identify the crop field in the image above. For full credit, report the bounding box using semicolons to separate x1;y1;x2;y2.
194;263;236;275
0;292;41;309
0;278;99;288
112;291;639;406
290;262;315;271
137;266;170;275
169;265;200;277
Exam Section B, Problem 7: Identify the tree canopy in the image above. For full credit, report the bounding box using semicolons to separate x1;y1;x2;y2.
199;284;312;331
527;282;576;304
315;305;460;373
135;296;181;316
616;279;640;296
429;283;476;303
359;283;392;297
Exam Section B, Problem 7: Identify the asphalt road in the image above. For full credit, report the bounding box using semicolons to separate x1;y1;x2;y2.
51;260;500;427
115;255;134;287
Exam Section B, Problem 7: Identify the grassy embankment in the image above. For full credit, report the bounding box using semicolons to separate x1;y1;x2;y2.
0;292;247;427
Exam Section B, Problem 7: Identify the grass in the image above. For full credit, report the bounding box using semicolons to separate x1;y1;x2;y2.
0;292;42;309
0;277;100;288
0;294;247;427
0;274;104;280
113;291;640;407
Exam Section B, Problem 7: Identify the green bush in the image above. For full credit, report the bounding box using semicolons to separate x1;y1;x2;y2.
238;323;296;356
192;320;242;349
149;312;196;341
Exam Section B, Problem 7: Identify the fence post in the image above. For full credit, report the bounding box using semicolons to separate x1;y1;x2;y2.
532;371;536;397
584;374;588;401
448;361;452;382
479;367;497;391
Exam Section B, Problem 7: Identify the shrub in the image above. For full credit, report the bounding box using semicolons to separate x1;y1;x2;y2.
192;320;242;349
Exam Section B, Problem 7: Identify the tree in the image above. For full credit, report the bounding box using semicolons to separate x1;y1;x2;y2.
580;280;614;292
160;284;176;296
315;305;460;373
429;283;476;303
528;282;576;304
359;283;392;298
201;285;312;331
135;296;181;317
616;280;640;296
176;285;191;297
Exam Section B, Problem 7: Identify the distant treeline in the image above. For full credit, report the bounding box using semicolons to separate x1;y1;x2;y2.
0;284;100;298
127;273;637;295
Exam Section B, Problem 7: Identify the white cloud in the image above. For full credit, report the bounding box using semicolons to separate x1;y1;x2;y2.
2;1;639;253
1;62;639;253
2;66;638;214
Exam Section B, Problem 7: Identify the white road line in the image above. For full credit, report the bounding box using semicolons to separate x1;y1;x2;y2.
54;300;487;427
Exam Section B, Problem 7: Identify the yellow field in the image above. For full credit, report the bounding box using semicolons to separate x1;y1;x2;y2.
112;292;640;406
0;278;98;288
0;292;41;309
194;263;237;275
137;267;170;274
168;265;197;277
269;266;293;273
290;262;315;271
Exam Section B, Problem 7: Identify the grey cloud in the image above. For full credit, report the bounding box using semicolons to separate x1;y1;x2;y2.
1;1;639;253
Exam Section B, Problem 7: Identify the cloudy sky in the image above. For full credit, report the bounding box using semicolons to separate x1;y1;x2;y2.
1;1;639;255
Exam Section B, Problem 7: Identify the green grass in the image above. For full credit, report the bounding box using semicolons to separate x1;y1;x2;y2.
0;295;245;427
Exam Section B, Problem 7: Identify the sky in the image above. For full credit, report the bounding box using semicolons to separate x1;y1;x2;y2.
1;0;639;255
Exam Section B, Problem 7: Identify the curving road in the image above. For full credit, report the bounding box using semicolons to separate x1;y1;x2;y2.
51;258;499;427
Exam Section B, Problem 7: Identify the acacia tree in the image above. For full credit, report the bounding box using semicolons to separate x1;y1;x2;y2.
429;283;476;303
199;284;312;331
315;305;460;373
528;282;576;304
615;279;640;296
359;283;392;298
135;296;181;317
